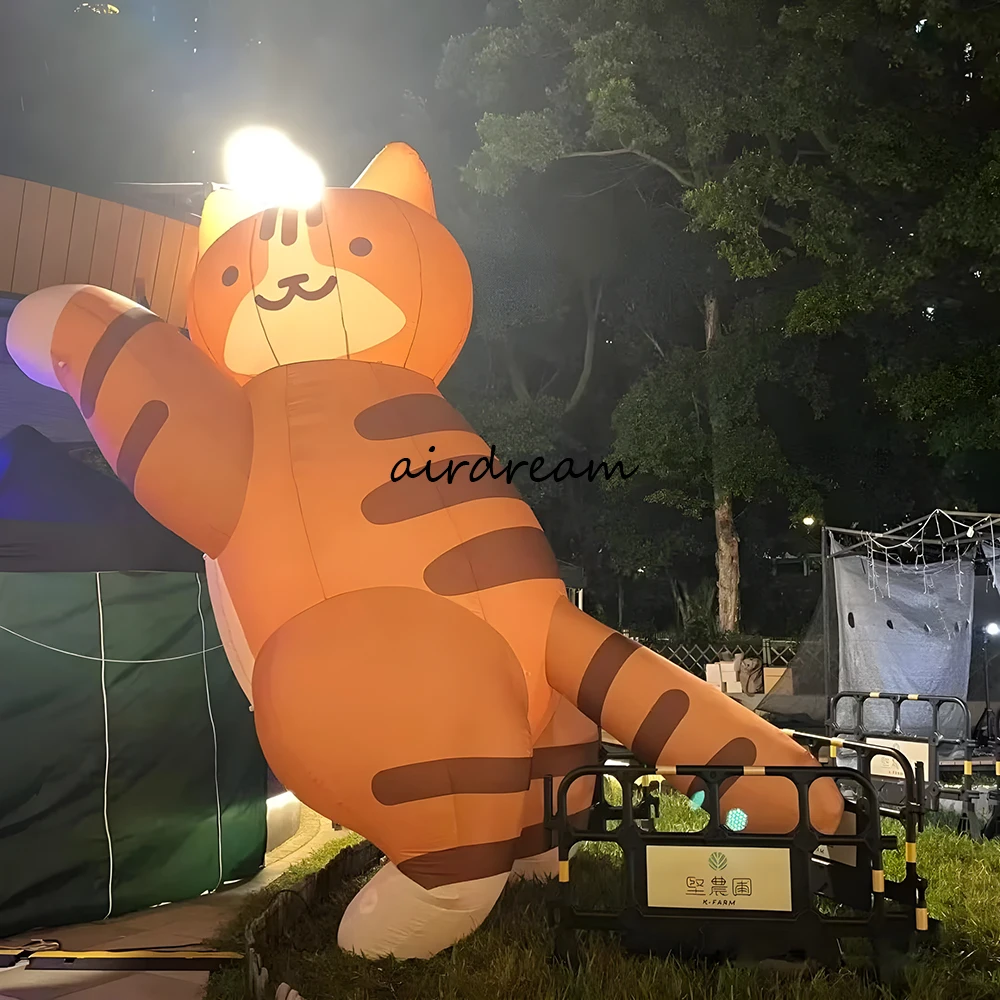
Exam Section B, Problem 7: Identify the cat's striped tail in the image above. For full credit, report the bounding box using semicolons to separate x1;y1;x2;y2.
544;597;844;834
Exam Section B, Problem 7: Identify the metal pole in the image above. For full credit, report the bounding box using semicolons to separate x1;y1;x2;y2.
985;630;994;741
822;527;832;733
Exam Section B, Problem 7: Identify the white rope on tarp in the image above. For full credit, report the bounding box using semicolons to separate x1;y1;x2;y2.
96;572;115;920
0;622;223;662
197;574;224;891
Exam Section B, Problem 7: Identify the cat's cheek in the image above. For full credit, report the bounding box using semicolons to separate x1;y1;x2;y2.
224;294;284;377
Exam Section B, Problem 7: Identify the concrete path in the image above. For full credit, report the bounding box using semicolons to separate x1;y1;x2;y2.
0;808;346;1000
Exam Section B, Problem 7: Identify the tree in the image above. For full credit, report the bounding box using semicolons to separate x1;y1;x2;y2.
438;0;1000;631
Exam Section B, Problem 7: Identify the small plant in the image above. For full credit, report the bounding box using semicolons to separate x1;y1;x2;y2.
671;578;720;644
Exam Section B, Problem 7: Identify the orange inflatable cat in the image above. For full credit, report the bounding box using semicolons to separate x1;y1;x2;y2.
7;143;843;958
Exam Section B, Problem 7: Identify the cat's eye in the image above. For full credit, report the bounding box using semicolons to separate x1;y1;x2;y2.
350;237;373;257
222;266;239;286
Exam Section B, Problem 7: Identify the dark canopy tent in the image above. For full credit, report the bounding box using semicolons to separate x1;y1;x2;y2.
0;424;203;573
0;425;266;937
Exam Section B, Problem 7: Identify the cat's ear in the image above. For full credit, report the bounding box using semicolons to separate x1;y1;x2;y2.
198;188;264;256
351;143;437;218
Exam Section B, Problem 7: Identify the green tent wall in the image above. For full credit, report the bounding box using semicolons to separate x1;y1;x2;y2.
0;427;266;937
0;571;266;936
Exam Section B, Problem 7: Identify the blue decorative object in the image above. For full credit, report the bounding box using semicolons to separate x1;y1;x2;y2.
725;807;749;832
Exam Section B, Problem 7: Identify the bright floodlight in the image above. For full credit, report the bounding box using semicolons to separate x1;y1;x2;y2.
725;808;749;832
223;127;324;210
987;623;1000;637
802;515;816;526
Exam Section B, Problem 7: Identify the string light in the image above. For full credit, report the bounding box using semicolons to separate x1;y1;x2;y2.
848;510;1000;604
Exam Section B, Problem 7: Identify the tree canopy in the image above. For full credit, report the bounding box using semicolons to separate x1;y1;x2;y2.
432;0;1000;635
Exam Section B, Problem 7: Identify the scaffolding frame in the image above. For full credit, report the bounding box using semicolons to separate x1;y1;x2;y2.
821;510;1000;732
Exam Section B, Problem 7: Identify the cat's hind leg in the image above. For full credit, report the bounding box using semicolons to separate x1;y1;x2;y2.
251;586;533;958
510;695;599;881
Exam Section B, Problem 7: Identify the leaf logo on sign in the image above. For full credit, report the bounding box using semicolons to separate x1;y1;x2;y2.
708;852;727;870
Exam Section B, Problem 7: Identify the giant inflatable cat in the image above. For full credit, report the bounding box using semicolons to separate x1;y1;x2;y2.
7;143;843;958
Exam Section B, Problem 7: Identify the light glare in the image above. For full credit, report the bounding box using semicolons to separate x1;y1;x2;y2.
223;127;324;211
986;623;999;637
802;515;816;526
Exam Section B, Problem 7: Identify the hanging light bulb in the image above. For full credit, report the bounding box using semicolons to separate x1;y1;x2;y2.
223;126;324;210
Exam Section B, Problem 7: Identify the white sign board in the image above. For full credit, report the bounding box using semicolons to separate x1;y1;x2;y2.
865;738;929;780
646;845;792;912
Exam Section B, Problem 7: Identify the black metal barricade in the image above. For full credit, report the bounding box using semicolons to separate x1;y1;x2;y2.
830;691;1000;838
546;740;934;980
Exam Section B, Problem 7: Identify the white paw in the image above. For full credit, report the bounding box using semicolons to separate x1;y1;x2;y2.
509;843;584;882
7;285;89;390
509;848;558;882
337;862;509;959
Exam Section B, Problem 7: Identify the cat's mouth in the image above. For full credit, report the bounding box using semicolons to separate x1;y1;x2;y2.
255;273;339;311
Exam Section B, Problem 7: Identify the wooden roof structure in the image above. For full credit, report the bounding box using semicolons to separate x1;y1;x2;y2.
0;176;201;328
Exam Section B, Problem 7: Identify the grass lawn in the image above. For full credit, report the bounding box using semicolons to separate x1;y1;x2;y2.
204;788;1000;1000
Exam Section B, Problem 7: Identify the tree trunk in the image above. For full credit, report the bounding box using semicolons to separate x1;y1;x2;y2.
713;485;741;634
704;291;741;634
565;278;603;413
504;340;531;404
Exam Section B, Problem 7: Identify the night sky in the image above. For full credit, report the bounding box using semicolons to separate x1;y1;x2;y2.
0;0;480;194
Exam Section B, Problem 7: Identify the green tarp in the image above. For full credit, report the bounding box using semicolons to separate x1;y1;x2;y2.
0;570;266;937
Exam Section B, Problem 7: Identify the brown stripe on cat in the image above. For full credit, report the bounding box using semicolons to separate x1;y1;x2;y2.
514;808;590;860
80;308;159;418
116;401;168;492
281;208;298;246
687;737;758;800
576;632;641;726
259;208;278;241
361;455;515;524
423;526;560;596
305;202;324;227
529;741;600;779
371;757;531;806
630;690;690;764
354;393;475;441
398;838;519;889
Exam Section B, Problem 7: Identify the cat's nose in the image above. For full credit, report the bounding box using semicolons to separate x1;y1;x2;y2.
277;273;311;290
